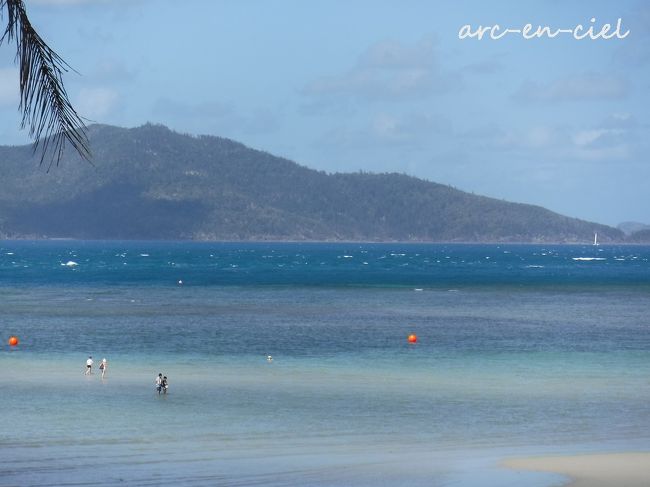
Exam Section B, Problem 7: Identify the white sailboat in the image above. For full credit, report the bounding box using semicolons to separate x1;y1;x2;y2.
593;232;599;246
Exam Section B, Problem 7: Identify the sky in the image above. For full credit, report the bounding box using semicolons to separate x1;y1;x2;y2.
0;0;648;226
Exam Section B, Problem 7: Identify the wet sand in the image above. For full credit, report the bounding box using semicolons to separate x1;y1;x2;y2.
503;452;650;487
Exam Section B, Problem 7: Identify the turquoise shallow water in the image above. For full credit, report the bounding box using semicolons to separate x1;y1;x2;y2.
1;242;650;486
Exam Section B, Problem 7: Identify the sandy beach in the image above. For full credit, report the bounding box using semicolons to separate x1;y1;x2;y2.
504;452;650;487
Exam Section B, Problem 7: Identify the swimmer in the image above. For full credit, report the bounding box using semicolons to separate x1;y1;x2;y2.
267;355;273;363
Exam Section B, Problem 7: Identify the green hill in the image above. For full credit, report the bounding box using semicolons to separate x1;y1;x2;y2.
0;123;623;242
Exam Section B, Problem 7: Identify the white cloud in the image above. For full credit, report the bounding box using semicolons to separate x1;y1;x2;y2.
371;112;451;145
459;55;504;75
513;73;628;102
151;97;280;136
570;122;630;161
315;111;452;155
574;144;630;162
599;112;636;130
493;126;567;151
303;39;459;102
468;118;634;164
523;127;556;149
88;59;136;83
572;129;625;147
75;87;119;120
152;98;233;120
357;39;437;70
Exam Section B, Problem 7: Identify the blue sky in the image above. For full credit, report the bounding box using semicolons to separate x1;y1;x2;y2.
0;0;647;226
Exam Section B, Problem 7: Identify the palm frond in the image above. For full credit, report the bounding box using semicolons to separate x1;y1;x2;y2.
1;0;91;168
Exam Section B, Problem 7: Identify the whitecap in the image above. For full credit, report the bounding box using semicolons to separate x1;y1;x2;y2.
572;257;606;261
139;253;150;257
525;265;544;268
63;261;78;267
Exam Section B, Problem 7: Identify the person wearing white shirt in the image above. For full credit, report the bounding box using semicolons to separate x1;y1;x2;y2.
84;356;93;375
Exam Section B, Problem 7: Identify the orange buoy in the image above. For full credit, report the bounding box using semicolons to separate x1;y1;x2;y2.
407;333;417;344
8;336;19;346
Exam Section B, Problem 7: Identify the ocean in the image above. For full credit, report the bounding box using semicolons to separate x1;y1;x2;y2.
1;241;649;486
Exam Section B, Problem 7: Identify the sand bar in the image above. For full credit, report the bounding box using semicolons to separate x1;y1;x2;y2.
503;452;650;487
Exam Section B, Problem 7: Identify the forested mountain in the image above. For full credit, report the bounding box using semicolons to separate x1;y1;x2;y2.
0;123;624;242
625;229;650;243
618;221;650;236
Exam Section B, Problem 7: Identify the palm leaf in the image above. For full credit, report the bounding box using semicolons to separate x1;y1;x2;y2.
1;0;91;168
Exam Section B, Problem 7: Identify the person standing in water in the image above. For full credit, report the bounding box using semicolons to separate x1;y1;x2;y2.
155;373;163;394
99;358;108;379
84;356;93;375
162;376;169;394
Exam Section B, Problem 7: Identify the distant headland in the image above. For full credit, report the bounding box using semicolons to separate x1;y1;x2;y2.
0;123;644;243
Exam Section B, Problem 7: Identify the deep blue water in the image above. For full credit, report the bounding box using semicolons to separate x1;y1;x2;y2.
1;240;649;287
1;241;649;486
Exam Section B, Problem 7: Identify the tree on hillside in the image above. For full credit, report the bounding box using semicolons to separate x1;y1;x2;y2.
1;0;90;167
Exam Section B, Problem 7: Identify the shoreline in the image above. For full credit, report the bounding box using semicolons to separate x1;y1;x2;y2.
2;237;648;245
503;452;650;487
